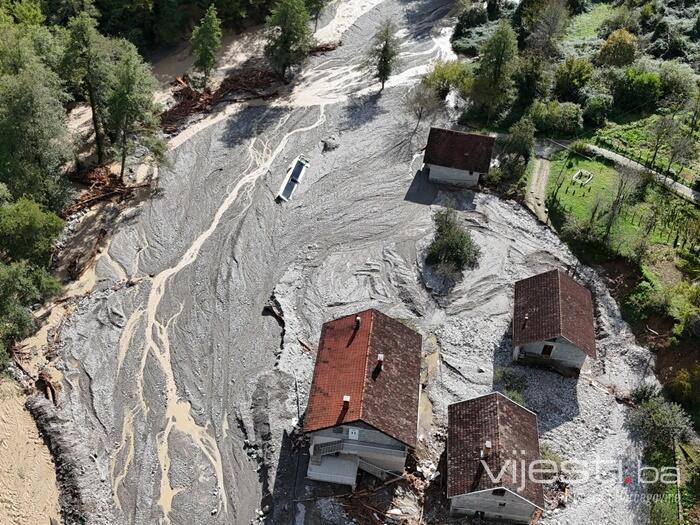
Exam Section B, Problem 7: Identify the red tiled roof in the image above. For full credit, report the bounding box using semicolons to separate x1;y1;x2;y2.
303;309;422;447
424;127;495;173
447;392;545;509
513;269;596;359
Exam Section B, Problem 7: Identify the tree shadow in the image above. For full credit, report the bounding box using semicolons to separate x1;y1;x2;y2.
490;328;580;434
221;104;289;148
399;0;454;42
341;92;387;131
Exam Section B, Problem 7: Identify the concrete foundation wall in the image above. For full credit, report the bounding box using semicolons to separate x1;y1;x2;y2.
514;337;587;371
426;164;481;187
450;490;537;523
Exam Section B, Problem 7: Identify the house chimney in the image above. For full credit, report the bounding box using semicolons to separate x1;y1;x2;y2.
523;313;529;327
355;316;361;330
485;440;492;450
377;353;385;368
343;395;351;407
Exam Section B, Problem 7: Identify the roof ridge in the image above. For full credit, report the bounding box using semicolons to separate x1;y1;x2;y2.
358;310;375;422
556;270;564;337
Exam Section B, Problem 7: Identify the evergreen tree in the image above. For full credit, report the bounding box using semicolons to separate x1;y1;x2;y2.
366;20;400;92
191;4;222;87
64;12;113;164
107;41;165;182
264;0;313;79
305;0;327;31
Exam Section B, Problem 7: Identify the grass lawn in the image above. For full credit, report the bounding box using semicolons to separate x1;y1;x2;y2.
565;2;614;41
595;114;700;187
547;154;699;258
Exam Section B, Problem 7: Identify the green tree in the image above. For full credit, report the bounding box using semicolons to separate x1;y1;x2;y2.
365;20;400;92
191;4;222;87
427;208;481;279
264;0;313;79
503;117;535;162
525;0;569;56
627;396;692;449
0;198;63;265
305;0;327;31
0;60;71;209
659;60;697;114
614;66;661;111
64;12;113;164
107;41;165;182
513;53;550;105
11;0;45;25
471;20;518;118
0;261;60;367
598;29;636;67
554;57;593;102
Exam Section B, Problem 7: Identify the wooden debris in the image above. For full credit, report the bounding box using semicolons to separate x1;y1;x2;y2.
310;41;341;54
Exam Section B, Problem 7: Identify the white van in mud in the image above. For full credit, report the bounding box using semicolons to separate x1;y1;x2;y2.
276;156;309;202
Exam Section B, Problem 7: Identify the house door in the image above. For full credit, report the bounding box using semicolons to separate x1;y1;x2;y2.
348;428;359;440
542;344;554;357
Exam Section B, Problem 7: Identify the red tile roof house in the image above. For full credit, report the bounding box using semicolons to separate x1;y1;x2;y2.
447;392;545;523
423;127;496;187
512;269;597;376
303;309;422;489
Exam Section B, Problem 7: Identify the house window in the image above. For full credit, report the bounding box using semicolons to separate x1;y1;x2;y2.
332;427;343;434
499;503;506;507
492;488;506;496
542;344;554;357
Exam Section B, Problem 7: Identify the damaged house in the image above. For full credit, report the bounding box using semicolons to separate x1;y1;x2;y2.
423;127;495;187
303;309;422;489
512;269;596;376
447;392;545;523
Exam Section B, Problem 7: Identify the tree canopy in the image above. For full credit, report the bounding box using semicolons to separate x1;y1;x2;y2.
191;5;222;87
264;0;313;79
365;20;400;92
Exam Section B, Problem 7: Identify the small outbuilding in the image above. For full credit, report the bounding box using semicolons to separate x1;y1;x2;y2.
303;309;422;489
423;127;496;187
447;392;545;523
512;269;596;375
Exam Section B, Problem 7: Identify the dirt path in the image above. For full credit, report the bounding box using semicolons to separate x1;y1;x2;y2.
0;380;60;525
526;157;551;224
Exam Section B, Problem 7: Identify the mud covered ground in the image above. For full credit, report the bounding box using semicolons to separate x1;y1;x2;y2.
37;0;657;523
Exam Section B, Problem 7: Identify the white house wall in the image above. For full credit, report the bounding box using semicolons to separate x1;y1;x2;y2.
426;163;481;187
450;489;537;523
515;336;587;370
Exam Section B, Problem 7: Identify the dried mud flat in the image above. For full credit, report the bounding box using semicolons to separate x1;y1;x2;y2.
0;381;60;525
16;0;657;524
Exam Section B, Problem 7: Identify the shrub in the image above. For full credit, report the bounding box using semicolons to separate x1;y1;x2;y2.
454;5;488;40
529;100;584;136
423;60;472;99
598;29;637;67
554;57;594;103
624;274;668;323
0;197;63;266
614;66;662;111
627;396;693;448
631;383;662;404
426;208;481;277
504;389;526;406
583;93;613;126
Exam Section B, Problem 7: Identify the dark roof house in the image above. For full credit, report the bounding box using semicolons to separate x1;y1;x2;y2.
513;269;596;360
303;309;422;447
447;392;545;512
424;127;496;173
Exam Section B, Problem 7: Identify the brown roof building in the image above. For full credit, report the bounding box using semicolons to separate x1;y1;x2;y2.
304;308;422;447
304;309;422;488
423;128;496;187
447;392;544;522
512;269;596;374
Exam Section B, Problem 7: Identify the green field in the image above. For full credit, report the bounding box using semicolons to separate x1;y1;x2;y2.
565;2;614;41
547;154;699;258
595;116;700;187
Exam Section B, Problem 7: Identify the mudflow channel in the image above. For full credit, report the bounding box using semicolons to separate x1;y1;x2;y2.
39;0;655;524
